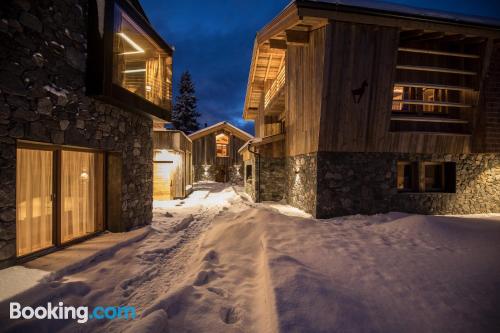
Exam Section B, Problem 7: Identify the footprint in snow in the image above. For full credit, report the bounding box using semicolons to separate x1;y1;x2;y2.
220;306;240;324
193;270;219;286
207;287;228;298
203;250;219;264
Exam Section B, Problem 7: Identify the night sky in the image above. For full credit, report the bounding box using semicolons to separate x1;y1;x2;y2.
140;0;500;135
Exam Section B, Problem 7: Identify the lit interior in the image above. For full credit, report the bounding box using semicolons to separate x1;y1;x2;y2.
113;5;172;109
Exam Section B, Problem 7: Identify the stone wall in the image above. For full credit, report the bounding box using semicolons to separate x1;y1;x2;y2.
260;157;285;201
228;164;244;185
194;164;214;182
316;152;500;218
194;164;222;182
285;154;317;215
0;0;153;264
244;159;257;201
194;163;244;184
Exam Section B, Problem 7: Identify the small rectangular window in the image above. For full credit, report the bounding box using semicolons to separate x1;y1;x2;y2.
216;133;229;157
424;163;444;192
423;162;456;193
397;161;417;192
246;164;252;181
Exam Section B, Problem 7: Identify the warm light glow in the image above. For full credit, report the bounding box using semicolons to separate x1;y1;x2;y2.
122;68;146;73
153;150;183;201
203;165;210;177
154;149;178;162
117;32;145;55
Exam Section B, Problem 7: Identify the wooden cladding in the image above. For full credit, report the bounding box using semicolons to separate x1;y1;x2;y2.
391;28;487;138
318;22;399;153
192;130;246;167
286;27;325;156
153;131;192;200
315;21;479;153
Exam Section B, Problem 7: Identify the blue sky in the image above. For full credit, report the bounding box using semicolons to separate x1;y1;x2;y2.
140;0;500;134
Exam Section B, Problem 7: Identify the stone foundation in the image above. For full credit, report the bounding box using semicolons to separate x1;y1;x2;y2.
260;157;285;201
316;152;500;218
0;0;154;265
244;159;257;201
285;154;317;215
228;164;244;185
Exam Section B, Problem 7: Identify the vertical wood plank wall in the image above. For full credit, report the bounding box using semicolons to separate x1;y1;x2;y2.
192;131;246;166
153;131;192;199
318;21;471;154
286;27;326;156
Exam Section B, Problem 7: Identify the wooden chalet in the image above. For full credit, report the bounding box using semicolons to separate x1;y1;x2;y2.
153;124;193;200
189;122;253;183
241;0;500;217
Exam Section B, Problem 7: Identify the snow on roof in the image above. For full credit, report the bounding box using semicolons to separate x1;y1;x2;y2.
188;121;254;141
302;0;500;28
237;137;263;154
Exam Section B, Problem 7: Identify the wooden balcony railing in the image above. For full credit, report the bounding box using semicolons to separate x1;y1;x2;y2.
264;65;285;109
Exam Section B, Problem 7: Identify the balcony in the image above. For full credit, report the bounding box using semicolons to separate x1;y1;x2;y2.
264;65;285;115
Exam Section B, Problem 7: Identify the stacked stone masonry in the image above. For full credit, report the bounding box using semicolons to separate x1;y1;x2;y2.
0;0;154;263
316;152;500;218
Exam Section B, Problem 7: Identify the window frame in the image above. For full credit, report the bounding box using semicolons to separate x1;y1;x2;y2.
87;0;173;120
396;161;418;192
215;133;229;158
396;160;456;194
15;140;105;261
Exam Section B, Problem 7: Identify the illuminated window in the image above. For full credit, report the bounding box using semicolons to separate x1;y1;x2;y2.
397;161;417;192
392;86;404;111
423;88;436;112
113;5;172;110
216;133;229;157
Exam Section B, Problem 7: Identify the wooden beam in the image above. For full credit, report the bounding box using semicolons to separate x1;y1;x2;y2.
414;32;445;41
478;38;493;91
462;36;487;44
285;29;309;45
257;3;300;44
298;7;500;38
269;39;287;50
398;47;480;59
396;65;477;75
264;54;273;82
441;34;466;42
394;82;476;92
391;116;469;124
400;29;424;40
394;100;472;107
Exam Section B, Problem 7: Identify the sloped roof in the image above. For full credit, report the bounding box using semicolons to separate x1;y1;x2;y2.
242;0;500;120
303;0;500;28
188;122;254;141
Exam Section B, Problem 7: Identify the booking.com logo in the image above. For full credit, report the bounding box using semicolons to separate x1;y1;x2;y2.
10;302;136;323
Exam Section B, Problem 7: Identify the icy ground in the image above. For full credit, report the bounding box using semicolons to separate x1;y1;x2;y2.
1;182;500;332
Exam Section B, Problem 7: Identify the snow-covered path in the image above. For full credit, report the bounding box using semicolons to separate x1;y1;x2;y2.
1;182;253;332
1;182;500;332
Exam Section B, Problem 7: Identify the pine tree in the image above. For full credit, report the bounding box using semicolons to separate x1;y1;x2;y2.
172;71;200;134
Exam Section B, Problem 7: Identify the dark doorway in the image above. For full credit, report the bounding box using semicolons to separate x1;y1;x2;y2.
215;167;227;183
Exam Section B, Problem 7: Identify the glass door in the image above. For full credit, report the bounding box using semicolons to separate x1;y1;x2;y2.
16;148;54;256
60;150;104;243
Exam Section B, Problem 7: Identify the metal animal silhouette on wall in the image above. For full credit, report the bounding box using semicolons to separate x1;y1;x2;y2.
352;80;368;104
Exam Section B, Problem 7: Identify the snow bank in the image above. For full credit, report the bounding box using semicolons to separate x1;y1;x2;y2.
148;206;500;332
2;182;499;332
